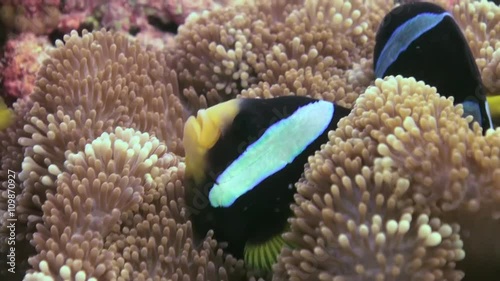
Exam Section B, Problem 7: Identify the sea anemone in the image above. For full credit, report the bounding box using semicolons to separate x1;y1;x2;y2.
451;0;500;95
4;28;186;268
275;75;500;281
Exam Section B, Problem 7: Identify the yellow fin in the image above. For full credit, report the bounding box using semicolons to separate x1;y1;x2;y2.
183;99;241;185
487;95;500;120
244;232;293;274
0;97;13;131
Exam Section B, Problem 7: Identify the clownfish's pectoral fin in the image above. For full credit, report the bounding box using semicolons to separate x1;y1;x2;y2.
244;231;294;276
183;99;242;185
462;99;484;128
462;96;494;130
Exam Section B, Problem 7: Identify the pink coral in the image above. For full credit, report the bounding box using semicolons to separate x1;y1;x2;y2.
132;28;176;51
57;0;222;33
0;0;61;34
57;13;89;33
165;0;227;25
0;33;51;100
58;0;237;35
57;0;100;33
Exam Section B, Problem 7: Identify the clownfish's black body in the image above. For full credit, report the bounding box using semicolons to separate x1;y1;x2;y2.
183;96;350;274
374;2;493;130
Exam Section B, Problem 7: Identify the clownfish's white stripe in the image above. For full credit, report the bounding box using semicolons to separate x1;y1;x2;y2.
209;100;334;208
375;12;451;78
485;100;494;129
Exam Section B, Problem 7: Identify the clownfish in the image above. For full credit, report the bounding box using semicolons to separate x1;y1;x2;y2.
183;96;351;274
0;96;12;131
373;2;494;130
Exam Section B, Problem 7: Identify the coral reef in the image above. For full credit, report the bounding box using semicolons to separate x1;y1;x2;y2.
0;0;499;280
0;33;52;100
0;0;61;34
58;0;233;33
0;0;240;107
0;0;229;36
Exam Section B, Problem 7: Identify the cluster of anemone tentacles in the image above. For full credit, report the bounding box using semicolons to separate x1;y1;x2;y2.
0;0;499;280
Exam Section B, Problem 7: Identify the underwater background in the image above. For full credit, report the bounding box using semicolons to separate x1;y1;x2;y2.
0;0;500;280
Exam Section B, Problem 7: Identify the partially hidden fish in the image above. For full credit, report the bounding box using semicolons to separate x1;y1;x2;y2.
374;1;494;130
183;96;351;274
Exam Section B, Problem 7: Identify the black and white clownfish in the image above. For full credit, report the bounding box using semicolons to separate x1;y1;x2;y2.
374;1;494;130
183;96;351;274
